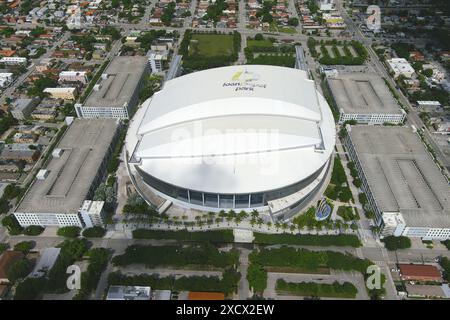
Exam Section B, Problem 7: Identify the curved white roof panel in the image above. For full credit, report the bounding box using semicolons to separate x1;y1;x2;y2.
127;65;336;194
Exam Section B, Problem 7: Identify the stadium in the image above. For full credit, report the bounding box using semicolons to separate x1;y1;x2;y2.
125;65;336;221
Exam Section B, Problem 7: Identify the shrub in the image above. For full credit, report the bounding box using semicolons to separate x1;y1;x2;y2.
14;241;35;253
82;226;106;238
0;243;8;254
112;243;239;269
253;233;361;247
132;229;234;242
247;263;267;293
276;279;357;298
381;236;411;251
14;277;47;300
7;259;33;283
57;226;81;238
23;225;45;236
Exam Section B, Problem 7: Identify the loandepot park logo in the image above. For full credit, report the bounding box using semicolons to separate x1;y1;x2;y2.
223;69;267;92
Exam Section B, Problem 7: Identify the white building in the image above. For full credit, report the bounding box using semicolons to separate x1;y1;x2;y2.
387;58;415;79
0;72;13;88
79;200;106;228
126;65;336;222
76;56;149;119
318;0;335;11
0;57;27;65
417;100;441;111
106;286;151;300
58;71;88;84
327;73;406;125
43;87;77;100
148;51;167;73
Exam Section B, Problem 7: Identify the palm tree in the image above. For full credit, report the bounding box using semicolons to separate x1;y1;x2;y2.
251;209;259;219
275;222;281;231
238;210;248;220
250;218;256;226
257;217;263;227
289;224;296;233
266;221;272;229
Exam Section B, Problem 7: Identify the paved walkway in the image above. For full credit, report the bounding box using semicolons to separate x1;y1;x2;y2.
236;248;250;300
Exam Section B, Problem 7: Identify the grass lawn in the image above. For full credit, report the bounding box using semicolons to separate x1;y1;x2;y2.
278;26;297;34
247;39;273;48
189;34;234;57
269;22;296;34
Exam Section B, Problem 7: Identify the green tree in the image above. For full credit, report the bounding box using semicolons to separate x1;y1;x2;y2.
7;259;33;283
247;263;267;293
14;277;47;300
288;18;299;26
381;236;411;251
1;215;23;235
14;241;35;253
57;226;81;238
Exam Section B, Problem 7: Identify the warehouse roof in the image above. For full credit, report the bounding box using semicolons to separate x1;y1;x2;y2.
327;73;402;114
348;125;450;228
16;119;119;214
84;56;148;109
399;264;442;280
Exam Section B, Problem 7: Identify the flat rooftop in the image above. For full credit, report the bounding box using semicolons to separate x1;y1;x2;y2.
348;126;450;228
84;56;148;109
328;73;402;114
16;119;119;214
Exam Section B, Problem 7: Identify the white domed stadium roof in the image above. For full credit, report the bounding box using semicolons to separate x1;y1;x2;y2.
126;65;335;194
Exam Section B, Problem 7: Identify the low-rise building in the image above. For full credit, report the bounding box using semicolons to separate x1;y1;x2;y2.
327;73;406;125
43;87;77;100
399;264;442;283
0;72;13;88
417;100;441;112
106;286;151;300
0;251;24;284
0;57;27;65
148;51;167;73
10;98;39;120
75;56;149;119
387;58;415;79
79;200;106;227
188;292;225;300
0;145;40;163
58;71;88;84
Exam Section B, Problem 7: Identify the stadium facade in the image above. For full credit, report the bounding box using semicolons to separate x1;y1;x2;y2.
125;65;336;221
